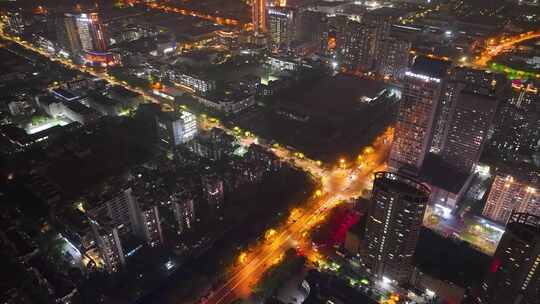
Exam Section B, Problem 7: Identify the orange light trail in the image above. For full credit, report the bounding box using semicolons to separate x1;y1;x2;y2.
197;127;394;304
475;30;540;66
146;2;242;27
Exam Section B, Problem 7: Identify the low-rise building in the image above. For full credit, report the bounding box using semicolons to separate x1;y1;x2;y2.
192;91;256;114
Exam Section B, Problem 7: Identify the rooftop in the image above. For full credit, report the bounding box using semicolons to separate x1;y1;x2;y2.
375;171;431;198
420;153;470;194
52;88;79;102
109;85;142;98
411;56;452;79
63;101;95;115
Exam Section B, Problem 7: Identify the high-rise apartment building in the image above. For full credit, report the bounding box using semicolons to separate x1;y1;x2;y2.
362;7;403;70
75;12;107;52
376;37;411;80
56;13;82;57
86;187;139;273
362;7;401;45
87;187;141;232
429;81;463;154
252;0;268;35
267;6;296;50
483;172;539;224
89;217;128;273
440;87;498;173
56;12;107;60
171;193;195;235
491;82;539;162
138;203;164;247
477;212;540;304
389;56;451;174
339;21;376;71
364;172;430;283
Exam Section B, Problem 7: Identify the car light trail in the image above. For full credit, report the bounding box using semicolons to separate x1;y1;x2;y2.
198;127;394;304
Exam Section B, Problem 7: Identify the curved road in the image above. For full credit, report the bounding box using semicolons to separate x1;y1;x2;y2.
199;128;393;304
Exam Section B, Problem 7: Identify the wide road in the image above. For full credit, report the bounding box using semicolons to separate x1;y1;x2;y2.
475;30;540;66
0;22;394;304
199;128;394;304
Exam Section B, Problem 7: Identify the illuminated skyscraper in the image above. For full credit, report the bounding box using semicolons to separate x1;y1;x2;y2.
267;6;296;49
75;12;107;52
429;81;462;154
483;173;539;224
491;82;540;162
389;56;451;174
56;13;82;57
252;0;268;35
56;12;107;60
440;87;498;173
339;21;376;71
364;172;430;283
477;212;540;304
376;37;411;80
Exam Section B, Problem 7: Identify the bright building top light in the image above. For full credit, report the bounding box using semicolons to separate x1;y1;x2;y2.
405;71;441;83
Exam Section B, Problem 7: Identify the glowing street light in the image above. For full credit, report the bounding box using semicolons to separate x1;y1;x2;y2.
339;158;347;168
238;252;247;264
265;229;277;240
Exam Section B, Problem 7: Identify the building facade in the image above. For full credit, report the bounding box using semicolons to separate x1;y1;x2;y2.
138;203;163;247
363;172;430;283
157;110;198;149
56;13;82;58
5;10;24;35
440;87;498;173
89;218;127;273
483;173;539;224
87;188;141;233
171;193;195;235
389;57;451;174
268;7;296;50
75;12;107;52
56;12;107;61
490;83;539;162
376;37;411;80
477;212;540;304
252;0;268;35
429;81;463;154
201;174;225;210
339;21;376;71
